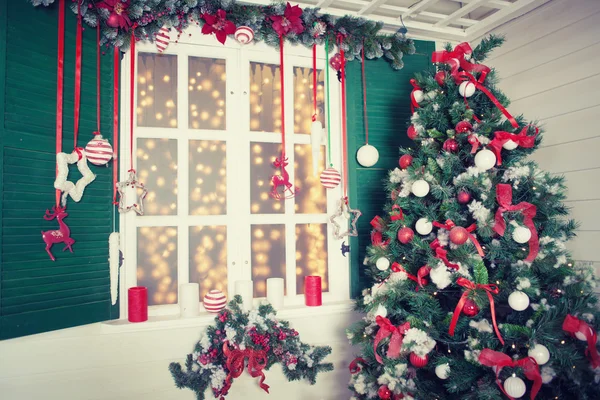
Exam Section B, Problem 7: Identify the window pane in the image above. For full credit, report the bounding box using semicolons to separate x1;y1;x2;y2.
293;67;325;134
249;62;281;133
296;224;328;294
250;142;285;214
137;53;177;128
137;138;177;216
190;226;227;300
137;226;178;305
189;140;226;215
252;225;285;297
188;57;226;130
294;144;326;214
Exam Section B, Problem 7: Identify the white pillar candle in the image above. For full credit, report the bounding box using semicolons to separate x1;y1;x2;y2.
179;283;200;318
234;280;254;311
266;278;284;310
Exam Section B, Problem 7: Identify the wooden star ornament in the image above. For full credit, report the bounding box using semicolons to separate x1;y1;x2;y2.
116;170;148;215
330;197;361;239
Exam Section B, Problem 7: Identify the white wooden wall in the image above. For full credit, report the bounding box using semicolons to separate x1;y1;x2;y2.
0;305;359;400
476;0;600;283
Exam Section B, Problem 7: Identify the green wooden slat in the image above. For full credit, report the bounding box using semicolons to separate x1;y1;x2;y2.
0;0;7;319
2;278;109;301
2;292;109;316
2;263;108;282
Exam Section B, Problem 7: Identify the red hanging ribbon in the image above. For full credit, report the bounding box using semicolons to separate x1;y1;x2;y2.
430;239;460;270
55;0;65;207
488;126;539;165
129;28;136;173
563;314;600;368
361;44;369;143
113;47;120;204
338;35;348;200
449;277;504;345
312;43;317;122
371;215;385;231
409;78;421;114
468;134;480;154
373;316;410;364
96;24;101;135
349;357;367;374
391;262;430;291
493;184;539;262
479;348;541;400
371;231;390;247
431;42;490;84
221;342;269;396
390;204;404;221
433;219;484;257
74;1;83;149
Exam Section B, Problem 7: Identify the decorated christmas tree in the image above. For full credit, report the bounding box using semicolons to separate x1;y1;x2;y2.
346;36;600;400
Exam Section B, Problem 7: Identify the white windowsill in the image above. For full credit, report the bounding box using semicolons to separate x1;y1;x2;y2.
100;300;355;334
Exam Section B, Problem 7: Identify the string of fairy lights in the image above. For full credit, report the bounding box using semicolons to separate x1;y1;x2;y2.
135;53;330;305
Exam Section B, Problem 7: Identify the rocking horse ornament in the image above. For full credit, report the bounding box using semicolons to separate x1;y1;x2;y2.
269;157;298;200
41;206;75;261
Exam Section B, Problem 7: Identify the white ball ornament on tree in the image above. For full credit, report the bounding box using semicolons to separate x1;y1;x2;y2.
458;81;476;98
435;363;450;380
411;179;430;197
503;375;526;399
234;26;254;44
474;149;497;171
508;290;530;311
376;257;391;271
503;139;518;150
528;344;550;365
412;90;424;104
512;226;532;244
374;304;388;318
356;144;379;167
415;218;433;235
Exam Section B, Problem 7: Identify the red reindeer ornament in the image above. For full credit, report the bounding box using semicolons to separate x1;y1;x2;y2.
269;157;297;200
41;206;75;261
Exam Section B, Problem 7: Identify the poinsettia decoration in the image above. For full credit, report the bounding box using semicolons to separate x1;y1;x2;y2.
201;9;236;45
97;0;132;29
270;2;305;37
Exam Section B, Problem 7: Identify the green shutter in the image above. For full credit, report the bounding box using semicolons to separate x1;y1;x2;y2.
0;1;118;340
346;40;435;298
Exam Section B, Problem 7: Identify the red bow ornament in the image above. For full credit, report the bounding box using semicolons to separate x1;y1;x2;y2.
221;342;269;396
390;262;431;291
563;314;600;368
390;205;404;222
431;42;490;84
349;357;367;374
433;219;484;257
374;316;410;364
449;277;504;345
479;349;541;400
371;216;390;247
270;3;305;37
489;126;539;166
493;184;539;262
409;78;422;114
429;238;459;270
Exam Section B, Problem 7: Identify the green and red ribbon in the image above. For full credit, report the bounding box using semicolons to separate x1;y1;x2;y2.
479;348;541;400
374;316;410;364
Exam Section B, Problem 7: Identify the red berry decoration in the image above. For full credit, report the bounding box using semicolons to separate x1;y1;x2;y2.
457;190;471;204
462;298;480;316
399;154;413;169
449;226;469;245
409;352;429;368
443;138;459;153
407;125;418;140
455;121;473;134
397;227;414;244
378;385;392;400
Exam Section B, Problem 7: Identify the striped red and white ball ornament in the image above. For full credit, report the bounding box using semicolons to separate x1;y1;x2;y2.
234;26;254;44
203;289;227;313
319;167;341;189
155;26;171;53
85;134;113;166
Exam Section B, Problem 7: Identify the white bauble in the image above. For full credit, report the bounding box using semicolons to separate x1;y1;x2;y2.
425;90;437;101
413;90;424;103
415;218;433;235
503;376;526;399
474;149;497;171
411;179;430;197
376;257;391;271
512;226;532;244
458;81;476;98
575;327;591;341
374;304;388;318
528;344;550;365
357;144;379;167
503;139;518;150
508;291;530;311
435;363;450;380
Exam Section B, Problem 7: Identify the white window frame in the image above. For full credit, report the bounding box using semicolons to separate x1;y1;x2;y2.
119;28;349;319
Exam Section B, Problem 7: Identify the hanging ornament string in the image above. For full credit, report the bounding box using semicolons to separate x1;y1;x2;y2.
361;42;369;145
325;38;332;167
339;36;348;202
96;24;101;135
73;0;83;151
312;44;317;122
129;29;136;173
279;36;286;162
55;0;65;207
112;48;120;205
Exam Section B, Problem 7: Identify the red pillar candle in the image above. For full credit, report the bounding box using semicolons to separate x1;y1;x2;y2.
128;286;148;322
305;276;322;306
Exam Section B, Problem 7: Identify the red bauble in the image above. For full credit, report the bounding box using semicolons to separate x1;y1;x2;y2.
462;298;480;317
391;190;398;201
435;71;446;86
397;227;414;244
409;352;429;368
106;12;121;28
455;121;473;134
378;385;392;400
443;138;459;153
329;53;342;71
407;125;418;140
457;190;471;204
399;154;413;169
449;226;469;245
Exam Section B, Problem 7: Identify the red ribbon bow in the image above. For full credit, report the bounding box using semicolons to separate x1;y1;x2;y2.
371;215;385;231
449;277;504;345
468;134;480;154
563;314;600;368
222;342;269;396
374;316;410;364
479;348;541;400
429;238;459;270
493;184;539;262
489;126;539;165
409;78;421;114
349;357;367;374
390;205;404;221
391;262;431;291
433;219;484;257
431;42;490;84
371;216;390;247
